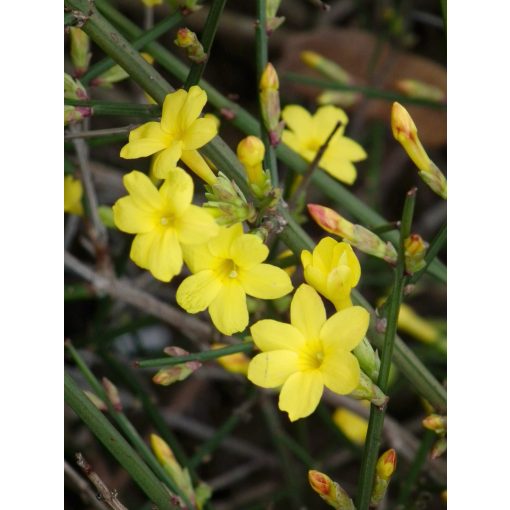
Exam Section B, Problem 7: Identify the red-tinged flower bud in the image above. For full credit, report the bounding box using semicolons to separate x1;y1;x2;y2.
423;414;447;435
69;27;91;77
376;449;397;480
309;470;331;495
174;28;207;64
260;63;279;91
308;470;356;510
84;391;107;412
404;234;429;274
307;204;397;264
101;377;122;412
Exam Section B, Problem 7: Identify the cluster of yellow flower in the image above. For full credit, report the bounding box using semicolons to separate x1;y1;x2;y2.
67;85;375;422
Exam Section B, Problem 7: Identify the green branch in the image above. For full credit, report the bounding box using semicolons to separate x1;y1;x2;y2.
64;371;178;510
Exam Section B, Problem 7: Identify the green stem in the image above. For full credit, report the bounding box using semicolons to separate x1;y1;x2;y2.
81;11;184;84
65;343;194;508
255;0;278;185
64;371;178;510
136;343;254;369
283;73;447;109
396;430;437;507
408;223;447;285
64;98;160;117
355;189;416;510
88;0;447;284
184;0;227;88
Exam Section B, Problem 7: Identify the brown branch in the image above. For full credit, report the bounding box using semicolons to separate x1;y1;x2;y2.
65;460;110;510
75;453;128;510
64;124;136;140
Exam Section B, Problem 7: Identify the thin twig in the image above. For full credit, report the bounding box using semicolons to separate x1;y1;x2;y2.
64;250;213;343
288;120;342;210
64;214;81;249
75;453;128;510
65;460;110;510
64;125;136;140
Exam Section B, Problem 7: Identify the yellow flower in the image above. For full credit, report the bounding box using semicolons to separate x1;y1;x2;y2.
332;407;368;445
120;86;218;184
113;169;219;282
282;105;366;184
301;237;360;311
64;175;84;216
211;343;250;375
177;224;293;335
247;284;369;421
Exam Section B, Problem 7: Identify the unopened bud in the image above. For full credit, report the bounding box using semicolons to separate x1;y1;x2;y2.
84;391;107;412
260;63;283;145
391;102;447;199
169;0;201;13
101;377;122;412
395;79;445;102
204;172;256;226
237;136;271;196
204;113;220;131
431;436;447;459
317;89;358;108
332;407;368;445
350;371;388;408
404;234;429;274
175;28;207;64
64;72;88;100
266;0;285;33
370;449;397;506
211;343;250;375
307;204;397;264
308;471;355;510
153;346;202;385
69;27;91;77
352;337;380;382
422;414;446;435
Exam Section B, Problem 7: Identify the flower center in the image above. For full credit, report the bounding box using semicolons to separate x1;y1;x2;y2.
306;138;323;153
217;259;239;280
159;213;175;228
298;339;325;371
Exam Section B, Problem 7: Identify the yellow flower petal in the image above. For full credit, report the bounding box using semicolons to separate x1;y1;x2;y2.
176;270;222;313
180;149;217;185
230;234;268;269
209;281;248;335
161;89;187;133
281;130;305;154
130;230;158;270
291;284;326;340
247;351;299;388
182;117;217;150
312;105;348;142
158;167;193;215
330;136;367;162
303;265;327;296
320;306;369;352
301;249;312;268
320;157;357;185
180;85;207;131
176;205;219;245
332;408;368;445
64;175;83;215
250;320;305;352
326;266;353;300
313;237;337;271
129;121;168;142
182;243;221;274
334;243;361;286
282;105;312;138
149;228;182;281
121;123;169;159
113;196;157;234
320;350;360;395
239;264;293;299
122;171;162;212
208;223;243;258
278;370;324;421
152;141;183;179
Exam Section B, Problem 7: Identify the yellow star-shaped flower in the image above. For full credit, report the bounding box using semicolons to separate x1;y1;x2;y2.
120;86;218;184
177;223;293;335
113;168;219;282
248;284;369;421
282;104;366;185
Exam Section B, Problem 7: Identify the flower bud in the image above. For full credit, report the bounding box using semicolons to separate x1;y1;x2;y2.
332;407;368;445
307;204;397;264
211;343;250;375
69;27;91;77
395;79;445;102
260;63;283;145
204;113;220;131
204;172;257;226
64;175;84;216
349;371;388;408
391;102;447;199
370;449;397;506
169;0;201;13
266;0;285;33
308;471;356;510
84;391;107;412
174;28;207;64
153;346;202;385
397;302;439;344
422;413;447;435
404;233;429;274
431;436;447;459
64;72;88;100
102;377;122;411
237;136;271;196
352;337;380;382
